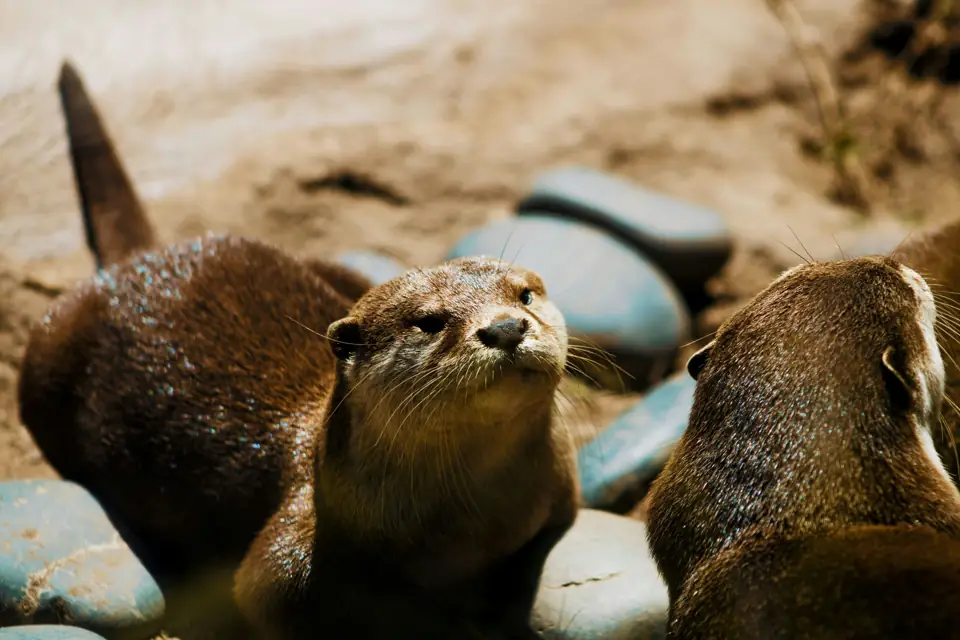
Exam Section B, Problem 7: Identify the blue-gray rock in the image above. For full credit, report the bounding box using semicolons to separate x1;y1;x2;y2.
336;250;406;286
516;166;732;294
532;509;668;640
447;215;690;391
0;481;164;631
578;372;696;511
0;626;106;640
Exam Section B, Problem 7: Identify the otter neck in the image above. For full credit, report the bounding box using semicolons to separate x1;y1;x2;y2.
317;370;558;542
655;387;960;596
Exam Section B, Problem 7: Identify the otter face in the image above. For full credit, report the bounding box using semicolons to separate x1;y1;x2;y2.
686;255;949;479
325;257;567;431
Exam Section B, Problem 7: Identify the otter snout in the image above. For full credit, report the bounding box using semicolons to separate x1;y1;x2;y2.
477;317;529;352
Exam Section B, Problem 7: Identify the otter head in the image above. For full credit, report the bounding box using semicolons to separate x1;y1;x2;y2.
325;257;567;443
687;256;945;451
648;256;959;597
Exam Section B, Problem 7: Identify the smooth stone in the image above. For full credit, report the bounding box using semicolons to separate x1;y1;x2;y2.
516;166;732;294
0;481;164;631
533;509;668;640
335;249;406;286
578;372;696;512
0;627;107;640
447;215;691;391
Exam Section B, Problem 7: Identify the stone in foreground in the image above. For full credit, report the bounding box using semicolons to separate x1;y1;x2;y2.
448;215;690;391
336;249;406;286
516;166;731;295
578;372;696;511
0;481;164;632
533;509;668;640
0;626;107;640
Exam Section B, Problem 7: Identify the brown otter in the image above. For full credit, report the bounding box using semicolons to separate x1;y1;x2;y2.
646;256;960;639
19;62;578;638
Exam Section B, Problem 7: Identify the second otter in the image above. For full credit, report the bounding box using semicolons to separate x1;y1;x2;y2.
18;62;578;638
647;256;960;638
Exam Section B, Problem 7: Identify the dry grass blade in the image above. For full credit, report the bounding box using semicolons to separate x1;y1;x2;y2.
763;0;872;213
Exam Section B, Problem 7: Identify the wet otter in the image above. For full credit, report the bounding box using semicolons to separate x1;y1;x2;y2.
18;61;578;638
646;257;960;638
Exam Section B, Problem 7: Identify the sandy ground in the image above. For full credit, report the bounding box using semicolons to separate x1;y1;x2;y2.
2;0;959;499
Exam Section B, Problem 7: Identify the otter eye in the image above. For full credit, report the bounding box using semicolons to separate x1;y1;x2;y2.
519;289;534;305
412;315;447;334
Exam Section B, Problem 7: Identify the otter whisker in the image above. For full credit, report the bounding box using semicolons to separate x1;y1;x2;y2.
787;225;815;263
832;234;846;260
284;314;371;348
496;227;519;276
678;332;717;350
888;229;917;260
777;239;810;265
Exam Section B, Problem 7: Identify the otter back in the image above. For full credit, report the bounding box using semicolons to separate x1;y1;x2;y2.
18;235;355;575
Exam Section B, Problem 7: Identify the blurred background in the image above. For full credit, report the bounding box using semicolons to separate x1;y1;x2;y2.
1;0;958;491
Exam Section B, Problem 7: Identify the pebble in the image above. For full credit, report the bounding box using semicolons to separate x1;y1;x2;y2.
516;166;732;295
447;215;690;391
0;481;164;632
335;249;406;286
532;509;668;640
0;627;107;640
577;372;696;512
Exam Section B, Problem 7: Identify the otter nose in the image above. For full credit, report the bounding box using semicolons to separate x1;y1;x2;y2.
477;317;528;351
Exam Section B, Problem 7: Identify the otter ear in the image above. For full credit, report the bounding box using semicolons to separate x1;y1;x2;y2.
327;317;363;361
881;346;913;412
687;340;715;381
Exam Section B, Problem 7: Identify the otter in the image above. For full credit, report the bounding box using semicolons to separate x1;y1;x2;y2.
18;62;578;638
645;256;960;639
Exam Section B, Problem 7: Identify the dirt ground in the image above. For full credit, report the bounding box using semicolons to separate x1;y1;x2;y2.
1;0;959;502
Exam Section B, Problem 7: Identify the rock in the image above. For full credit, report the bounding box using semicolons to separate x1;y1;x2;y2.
335;250;406;286
577;373;696;511
532;509;668;640
0;481;164;632
516;166;731;295
0;627;107;640
447;215;690;391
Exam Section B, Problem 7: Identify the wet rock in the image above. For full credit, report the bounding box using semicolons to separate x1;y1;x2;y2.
516;166;732;295
336;250;406;286
448;215;690;391
0;626;107;640
577;372;696;512
0;481;164;632
533;509;668;640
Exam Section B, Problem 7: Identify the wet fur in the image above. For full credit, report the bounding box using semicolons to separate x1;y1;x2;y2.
21;61;577;638
646;257;960;638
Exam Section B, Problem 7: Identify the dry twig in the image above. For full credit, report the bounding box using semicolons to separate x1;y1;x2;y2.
764;0;873;213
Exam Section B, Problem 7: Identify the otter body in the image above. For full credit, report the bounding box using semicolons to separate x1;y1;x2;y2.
646;256;960;638
19;62;578;638
19;235;360;574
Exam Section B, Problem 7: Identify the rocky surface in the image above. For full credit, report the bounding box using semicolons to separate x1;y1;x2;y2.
533;509;668;640
0;481;164;633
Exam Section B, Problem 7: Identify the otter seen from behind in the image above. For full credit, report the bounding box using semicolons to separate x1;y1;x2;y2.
646;256;960;639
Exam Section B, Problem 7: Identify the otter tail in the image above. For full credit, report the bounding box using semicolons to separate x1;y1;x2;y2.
58;61;156;269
